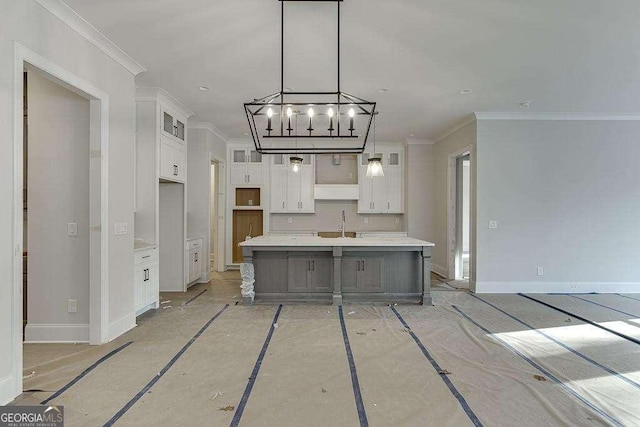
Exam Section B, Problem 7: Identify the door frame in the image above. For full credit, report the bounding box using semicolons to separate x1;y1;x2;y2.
209;153;226;272
447;145;474;284
12;43;110;397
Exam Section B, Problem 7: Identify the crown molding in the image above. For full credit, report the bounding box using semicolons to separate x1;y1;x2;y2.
135;87;195;118
34;0;146;76
188;122;229;142
433;116;476;144
474;112;640;121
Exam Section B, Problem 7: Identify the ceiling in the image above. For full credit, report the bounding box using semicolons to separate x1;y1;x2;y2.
64;0;640;142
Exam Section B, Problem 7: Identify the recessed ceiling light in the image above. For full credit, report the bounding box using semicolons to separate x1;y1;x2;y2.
285;87;294;91
243;132;249;136
459;89;472;95
409;134;415;137
198;86;210;91
520;100;533;108
377;88;389;93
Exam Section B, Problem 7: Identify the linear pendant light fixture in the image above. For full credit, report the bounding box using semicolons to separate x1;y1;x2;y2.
243;0;377;155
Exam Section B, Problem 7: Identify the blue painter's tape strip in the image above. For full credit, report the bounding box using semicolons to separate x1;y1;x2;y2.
338;306;369;427
103;304;230;426
569;294;639;318
41;341;134;405
390;306;482;427
230;305;282;427
617;294;640;303
470;294;640;390
519;294;640;346
184;288;208;306
452;305;622;427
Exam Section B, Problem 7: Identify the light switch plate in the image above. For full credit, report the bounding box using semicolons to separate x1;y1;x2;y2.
287;217;293;224
67;222;78;237
537;267;544;276
488;221;498;229
68;299;77;313
363;217;369;224
115;222;128;235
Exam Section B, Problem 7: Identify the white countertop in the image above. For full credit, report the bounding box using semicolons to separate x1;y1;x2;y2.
186;236;203;242
134;240;157;252
239;235;434;247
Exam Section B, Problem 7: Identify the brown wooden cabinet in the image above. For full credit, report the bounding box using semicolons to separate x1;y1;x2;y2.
232;210;263;263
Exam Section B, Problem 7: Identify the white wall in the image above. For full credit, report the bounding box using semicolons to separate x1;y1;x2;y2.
0;0;137;403
476;119;640;293
187;127;227;280
406;143;435;247
26;71;90;341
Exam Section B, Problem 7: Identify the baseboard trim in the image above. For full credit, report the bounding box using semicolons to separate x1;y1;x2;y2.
108;313;136;342
432;263;448;279
474;281;640;294
24;323;89;343
0;374;15;405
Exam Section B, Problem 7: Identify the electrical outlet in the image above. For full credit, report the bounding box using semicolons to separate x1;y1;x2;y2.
287;217;293;224
115;222;128;235
348;172;353;179
68;299;77;313
488;221;498;229
67;222;78;237
537;267;544;276
395;217;400;224
363;217;369;224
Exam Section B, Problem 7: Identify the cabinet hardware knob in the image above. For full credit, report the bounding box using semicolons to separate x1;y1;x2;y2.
357;260;360;271
312;260;315;271
362;260;365;270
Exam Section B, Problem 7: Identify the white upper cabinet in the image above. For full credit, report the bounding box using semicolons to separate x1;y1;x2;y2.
357;147;404;214
159;135;186;183
161;106;186;143
230;147;264;185
269;154;314;213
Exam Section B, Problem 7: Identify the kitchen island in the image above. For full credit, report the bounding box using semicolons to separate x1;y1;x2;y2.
239;236;434;305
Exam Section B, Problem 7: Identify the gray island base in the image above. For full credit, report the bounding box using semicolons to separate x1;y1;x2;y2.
239;236;434;306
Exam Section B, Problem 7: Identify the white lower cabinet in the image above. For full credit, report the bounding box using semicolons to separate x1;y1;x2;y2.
134;247;159;316
186;237;203;286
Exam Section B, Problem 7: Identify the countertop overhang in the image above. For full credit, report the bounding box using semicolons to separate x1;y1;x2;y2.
239;236;435;248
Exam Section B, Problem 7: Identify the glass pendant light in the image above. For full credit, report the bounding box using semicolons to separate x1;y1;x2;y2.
366;113;384;178
290;113;302;172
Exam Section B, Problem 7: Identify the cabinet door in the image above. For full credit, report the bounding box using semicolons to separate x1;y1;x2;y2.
299;166;315;213
287;167;302;211
359;256;384;292
310;257;332;292
247;165;263;185
385;167;403;213
270;168;288;213
187;249;195;283
232;149;247;165
288;257;311;292
134;267;145;311
146;266;157;306
341;257;360;292
193;248;202;280
230;167;247;185
358;158;374;213
159;139;174;180
173;145;186;182
176;119;185;141
371;173;387;213
162;110;175;138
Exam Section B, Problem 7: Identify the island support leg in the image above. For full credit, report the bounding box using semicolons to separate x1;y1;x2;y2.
241;247;255;305
421;246;433;306
332;247;343;306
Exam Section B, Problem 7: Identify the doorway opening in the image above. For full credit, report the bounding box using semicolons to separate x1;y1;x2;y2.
211;162;218;272
210;157;226;275
447;147;473;289
455;154;471;281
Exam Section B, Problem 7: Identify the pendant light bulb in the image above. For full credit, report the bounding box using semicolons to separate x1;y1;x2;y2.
366;113;383;178
267;107;273;118
290;155;303;173
348;108;355;118
307;107;314;118
286;107;293;117
327;108;334;118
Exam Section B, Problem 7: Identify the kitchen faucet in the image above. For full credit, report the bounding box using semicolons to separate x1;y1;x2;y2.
340;210;346;238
